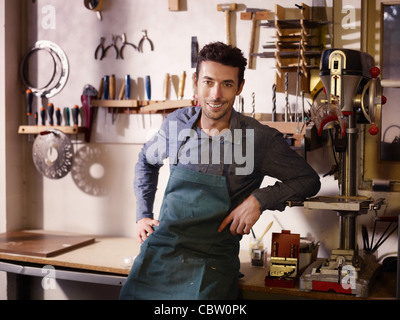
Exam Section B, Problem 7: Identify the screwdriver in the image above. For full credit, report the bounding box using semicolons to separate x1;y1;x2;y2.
145;75;151;101
110;74;116;100
48;103;54;126
125;74;131;99
65;107;70;126
56;108;62;126
72;105;80;126
110;74;117;123
163;73;170;101
103;75;109;99
178;71;186;100
26;89;33;125
40;107;46;126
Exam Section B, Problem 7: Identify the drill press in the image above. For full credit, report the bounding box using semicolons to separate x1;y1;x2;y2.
300;49;386;298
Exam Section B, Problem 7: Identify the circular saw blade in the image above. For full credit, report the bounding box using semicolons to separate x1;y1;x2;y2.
32;129;74;179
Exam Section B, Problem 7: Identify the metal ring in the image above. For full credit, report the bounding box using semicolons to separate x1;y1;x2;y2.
21;47;57;91
20;40;70;98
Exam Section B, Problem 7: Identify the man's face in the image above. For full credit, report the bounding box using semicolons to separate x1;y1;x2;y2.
196;61;244;128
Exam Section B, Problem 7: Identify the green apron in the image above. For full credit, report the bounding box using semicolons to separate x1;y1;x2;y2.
120;165;241;300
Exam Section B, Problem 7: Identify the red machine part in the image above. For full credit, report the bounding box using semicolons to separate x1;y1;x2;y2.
271;230;300;258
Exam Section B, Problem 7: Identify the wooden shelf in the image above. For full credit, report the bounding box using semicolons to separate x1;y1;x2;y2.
90;99;195;113
18;125;86;135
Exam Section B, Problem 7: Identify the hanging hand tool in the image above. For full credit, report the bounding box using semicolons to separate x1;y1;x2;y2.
26;89;34;142
272;83;277;121
125;75;132;120
145;75;151;101
104;35;121;59
118;79;126;100
48;103;54;126
144;75;151;127
95;37;106;60
109;74;116;99
125;74;131;100
40;107;46;126
251;92;255;118
97;77;104;99
178;71;186;100
72;105;80;126
163;73;170;100
109;74;118;124
217;3;237;46
191;37;199;68
238;95;244;114
103;75;109;99
120;33;137;59
240;8;270;69
138;30;154;53
284;72;291;122
82;84;98;142
56;108;61;126
26;89;33;124
65;107;70;126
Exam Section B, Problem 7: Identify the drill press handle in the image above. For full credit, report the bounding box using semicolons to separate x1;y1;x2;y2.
363;67;387;136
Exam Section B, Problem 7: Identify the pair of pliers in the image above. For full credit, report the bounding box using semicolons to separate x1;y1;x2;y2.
120;33;137;59
104;35;121;59
95;37;106;60
138;30;154;53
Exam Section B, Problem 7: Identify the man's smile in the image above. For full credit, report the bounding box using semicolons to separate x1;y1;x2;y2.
207;101;225;110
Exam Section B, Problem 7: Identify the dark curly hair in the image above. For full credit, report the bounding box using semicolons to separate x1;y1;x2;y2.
196;42;247;87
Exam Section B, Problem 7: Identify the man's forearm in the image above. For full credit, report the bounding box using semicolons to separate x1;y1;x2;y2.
134;150;162;221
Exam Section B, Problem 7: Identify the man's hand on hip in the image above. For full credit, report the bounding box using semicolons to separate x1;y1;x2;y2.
137;218;159;244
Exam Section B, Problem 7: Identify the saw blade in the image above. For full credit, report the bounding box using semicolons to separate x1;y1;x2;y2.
32;129;74;179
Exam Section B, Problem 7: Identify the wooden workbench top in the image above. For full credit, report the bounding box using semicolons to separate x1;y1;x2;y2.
0;233;139;275
0;230;396;300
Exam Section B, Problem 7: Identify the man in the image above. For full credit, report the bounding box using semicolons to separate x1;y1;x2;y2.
120;42;320;300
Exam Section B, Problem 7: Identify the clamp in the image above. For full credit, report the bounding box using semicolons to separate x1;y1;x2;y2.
138;30;154;53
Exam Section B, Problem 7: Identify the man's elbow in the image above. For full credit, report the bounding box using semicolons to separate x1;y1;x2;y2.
306;173;321;198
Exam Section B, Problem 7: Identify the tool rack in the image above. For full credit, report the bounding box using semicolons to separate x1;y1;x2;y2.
18;99;195;138
90;98;194;113
262;3;329;95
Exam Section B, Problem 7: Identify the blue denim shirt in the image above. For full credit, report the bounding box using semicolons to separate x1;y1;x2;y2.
134;106;320;221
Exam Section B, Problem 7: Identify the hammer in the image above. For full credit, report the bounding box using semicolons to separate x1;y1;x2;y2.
217;3;237;46
241;8;270;69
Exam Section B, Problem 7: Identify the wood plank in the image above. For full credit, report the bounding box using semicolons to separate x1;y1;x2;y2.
18;126;85;135
0;230;95;257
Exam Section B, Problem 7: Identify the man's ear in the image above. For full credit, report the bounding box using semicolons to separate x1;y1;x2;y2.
236;79;245;95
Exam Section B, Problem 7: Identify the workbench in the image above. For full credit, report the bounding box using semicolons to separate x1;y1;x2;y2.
0;230;396;300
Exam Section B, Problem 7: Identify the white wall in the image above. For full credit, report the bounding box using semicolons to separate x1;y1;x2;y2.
23;0;339;242
2;0;399;299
